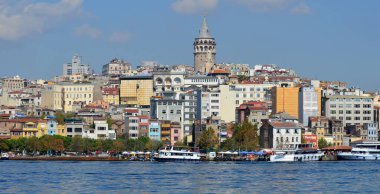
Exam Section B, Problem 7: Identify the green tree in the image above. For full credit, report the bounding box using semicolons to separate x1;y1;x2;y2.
318;138;331;149
40;135;55;155
111;140;125;153
220;138;236;151
70;136;83;153
0;140;9;151
26;137;40;155
53;135;71;149
198;127;218;152
146;139;163;151
233;120;259;151
55;111;75;125
53;139;65;154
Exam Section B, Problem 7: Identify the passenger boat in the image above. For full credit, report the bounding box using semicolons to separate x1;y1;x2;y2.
155;146;200;162
337;141;380;160
1;152;9;160
269;144;324;162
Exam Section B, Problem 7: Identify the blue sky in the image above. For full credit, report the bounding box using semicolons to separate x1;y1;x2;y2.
0;0;379;90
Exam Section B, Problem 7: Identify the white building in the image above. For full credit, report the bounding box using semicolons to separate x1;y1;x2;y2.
184;76;220;88
325;95;374;126
299;87;318;126
63;54;91;76
219;83;276;122
102;58;132;76
260;120;301;149
82;120;116;140
201;89;220;119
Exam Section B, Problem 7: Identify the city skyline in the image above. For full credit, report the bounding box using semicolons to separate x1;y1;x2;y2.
0;0;379;90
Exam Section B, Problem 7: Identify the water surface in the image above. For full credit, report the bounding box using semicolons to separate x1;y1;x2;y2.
0;160;379;193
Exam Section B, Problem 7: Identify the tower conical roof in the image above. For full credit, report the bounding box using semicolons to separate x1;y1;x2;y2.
199;17;212;39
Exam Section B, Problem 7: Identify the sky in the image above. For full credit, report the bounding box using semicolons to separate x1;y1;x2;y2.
0;0;379;91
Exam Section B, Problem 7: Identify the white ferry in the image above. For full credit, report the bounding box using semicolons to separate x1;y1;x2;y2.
270;144;324;162
155;146;200;162
337;141;380;160
1;152;9;160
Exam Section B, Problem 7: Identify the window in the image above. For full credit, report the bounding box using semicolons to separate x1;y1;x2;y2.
67;128;72;132
176;110;181;114
339;104;344;108
363;104;371;108
211;100;219;103
162;110;166;114
330;104;336;108
236;94;239;98
98;127;106;130
354;110;360;114
74;128;82;133
346;117;351;120
170;110;174;114
236;100;239;105
354;117;360;121
346;110;352;114
174;130;179;134
354;104;360;108
331;110;336;114
286;129;289;133
339;110;343;114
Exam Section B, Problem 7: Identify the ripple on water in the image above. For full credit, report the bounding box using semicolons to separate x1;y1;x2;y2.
1;161;380;192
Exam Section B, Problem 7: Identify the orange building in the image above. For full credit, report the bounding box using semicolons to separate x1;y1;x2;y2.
272;86;300;119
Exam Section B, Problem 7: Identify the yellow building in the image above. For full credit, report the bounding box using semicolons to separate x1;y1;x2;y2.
272;86;300;119
316;127;325;141
120;75;153;107
22;120;47;138
56;124;66;136
102;87;119;105
41;82;94;112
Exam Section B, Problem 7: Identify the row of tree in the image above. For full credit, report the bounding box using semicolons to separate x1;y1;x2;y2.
0;135;163;156
197;120;259;152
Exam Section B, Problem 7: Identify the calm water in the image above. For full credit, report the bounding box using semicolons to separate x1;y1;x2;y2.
1;160;380;193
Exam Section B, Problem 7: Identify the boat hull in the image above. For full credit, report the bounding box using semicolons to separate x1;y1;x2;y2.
270;154;323;162
154;157;200;162
337;153;380;161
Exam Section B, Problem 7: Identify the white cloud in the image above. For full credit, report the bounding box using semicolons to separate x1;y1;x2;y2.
0;0;83;41
75;25;102;38
291;3;311;15
109;32;131;43
24;0;82;16
171;0;218;14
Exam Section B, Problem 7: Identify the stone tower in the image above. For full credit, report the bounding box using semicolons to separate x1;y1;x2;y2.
194;17;216;74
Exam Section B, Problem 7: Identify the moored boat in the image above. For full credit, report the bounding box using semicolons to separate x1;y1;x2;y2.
337;141;380;160
155;146;200;162
270;144;324;162
1;152;9;160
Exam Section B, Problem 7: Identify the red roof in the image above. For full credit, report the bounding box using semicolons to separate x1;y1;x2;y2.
210;69;230;74
102;87;119;95
321;146;352;151
125;109;139;113
270;121;299;128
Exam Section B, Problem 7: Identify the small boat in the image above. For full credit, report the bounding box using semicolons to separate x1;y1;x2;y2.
337;141;380;160
155;146;200;162
269;144;324;162
1;152;9;160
